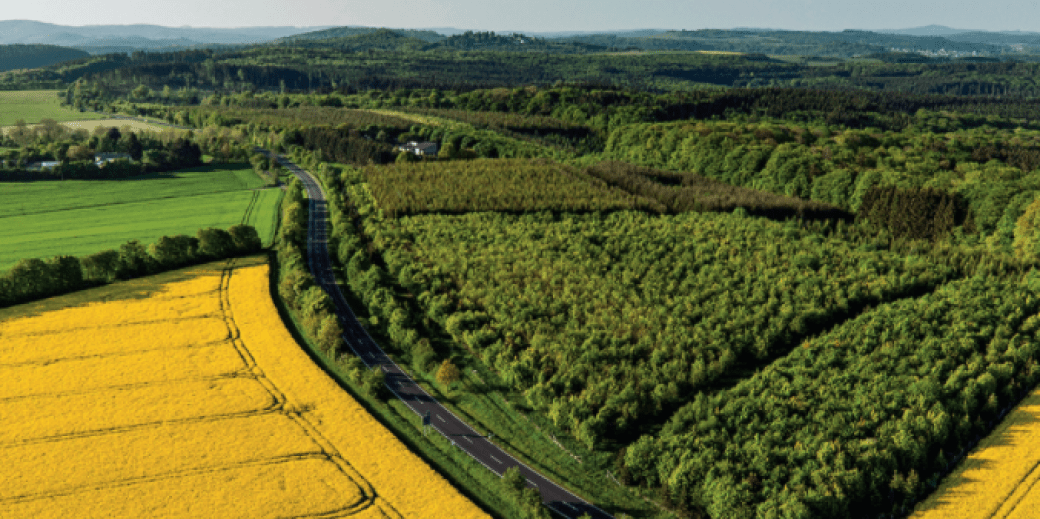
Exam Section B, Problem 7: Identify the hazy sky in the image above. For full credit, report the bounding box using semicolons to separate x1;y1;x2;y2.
8;0;1039;32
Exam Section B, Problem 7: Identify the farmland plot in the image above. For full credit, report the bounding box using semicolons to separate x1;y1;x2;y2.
913;391;1040;519
0;258;486;518
0;165;282;269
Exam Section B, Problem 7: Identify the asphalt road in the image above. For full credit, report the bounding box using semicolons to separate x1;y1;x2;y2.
272;152;614;519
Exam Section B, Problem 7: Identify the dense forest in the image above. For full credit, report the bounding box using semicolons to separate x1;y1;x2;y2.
0;44;89;73
13;42;1040;97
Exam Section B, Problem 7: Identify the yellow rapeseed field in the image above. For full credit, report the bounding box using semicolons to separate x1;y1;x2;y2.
0;259;488;518
913;392;1040;519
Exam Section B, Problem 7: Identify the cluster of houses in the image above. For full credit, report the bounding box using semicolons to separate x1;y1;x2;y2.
23;152;133;172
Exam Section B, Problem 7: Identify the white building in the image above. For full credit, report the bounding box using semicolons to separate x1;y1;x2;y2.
397;141;439;157
26;161;60;172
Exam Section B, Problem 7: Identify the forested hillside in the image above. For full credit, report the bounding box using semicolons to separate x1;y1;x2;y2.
0;44;89;73
14;43;1040;95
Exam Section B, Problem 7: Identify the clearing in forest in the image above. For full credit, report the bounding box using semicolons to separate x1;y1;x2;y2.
0;258;486;518
0;90;98;126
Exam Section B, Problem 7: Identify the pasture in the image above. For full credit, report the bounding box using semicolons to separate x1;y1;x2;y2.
0;90;98;126
0;165;282;270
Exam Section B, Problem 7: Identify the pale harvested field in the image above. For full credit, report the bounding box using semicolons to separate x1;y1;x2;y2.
0;118;178;136
912;391;1040;519
0;258;488;518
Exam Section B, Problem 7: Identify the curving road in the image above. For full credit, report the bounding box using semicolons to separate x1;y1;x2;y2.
270;152;614;519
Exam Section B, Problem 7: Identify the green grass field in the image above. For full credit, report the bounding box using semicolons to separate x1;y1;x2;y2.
0;90;100;126
0;165;282;270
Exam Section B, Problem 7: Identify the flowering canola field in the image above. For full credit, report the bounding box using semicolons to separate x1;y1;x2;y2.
0;259;488;518
913;391;1040;519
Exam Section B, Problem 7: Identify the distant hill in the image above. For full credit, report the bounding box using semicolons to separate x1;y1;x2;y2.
276;26;446;44
275;28;432;51
429;31;604;52
278;27;604;53
877;25;978;36
556;28;1011;57
0;44;89;72
0;20;332;53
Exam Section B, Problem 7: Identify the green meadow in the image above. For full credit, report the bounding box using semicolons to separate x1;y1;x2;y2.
0;90;100;126
0;165;282;270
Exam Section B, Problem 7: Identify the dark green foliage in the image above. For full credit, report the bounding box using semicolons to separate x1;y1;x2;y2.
362;366;389;399
0;44;89;72
116;239;153;279
126;132;143;161
0;256;83;305
228;224;263;254
148;235;200;269
289;126;396;165
630;276;1040;517
196;227;236;259
0;225;261;308
366;209;955;448
858;186;971;241
80;249;120;283
585;161;852;222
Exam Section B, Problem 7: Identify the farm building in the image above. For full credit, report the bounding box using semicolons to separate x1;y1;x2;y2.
397;141;439;156
26;161;60;172
95;152;133;166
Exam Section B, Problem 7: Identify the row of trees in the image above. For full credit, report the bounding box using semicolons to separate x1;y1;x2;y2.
364;158;659;217
0;225;261;308
624;275;1040;517
354;206;962;448
583;161;852;222
603;120;1040;246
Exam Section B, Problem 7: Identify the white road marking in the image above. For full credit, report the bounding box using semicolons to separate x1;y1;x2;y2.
464;436;473;443
490;455;502;464
436;414;446;423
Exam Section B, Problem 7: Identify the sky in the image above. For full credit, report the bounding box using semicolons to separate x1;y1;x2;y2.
6;0;1039;32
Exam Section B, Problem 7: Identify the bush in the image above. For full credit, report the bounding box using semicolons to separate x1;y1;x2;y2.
317;314;344;354
197;227;236;259
229;224;262;253
436;359;461;388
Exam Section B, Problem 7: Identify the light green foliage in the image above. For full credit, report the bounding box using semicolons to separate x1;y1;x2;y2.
370;209;954;448
1014;197;1040;261
0;165;263;218
0;165;281;269
364;158;658;216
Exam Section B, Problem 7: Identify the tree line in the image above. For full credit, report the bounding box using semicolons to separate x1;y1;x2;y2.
0;225;261;308
623;274;1040;517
